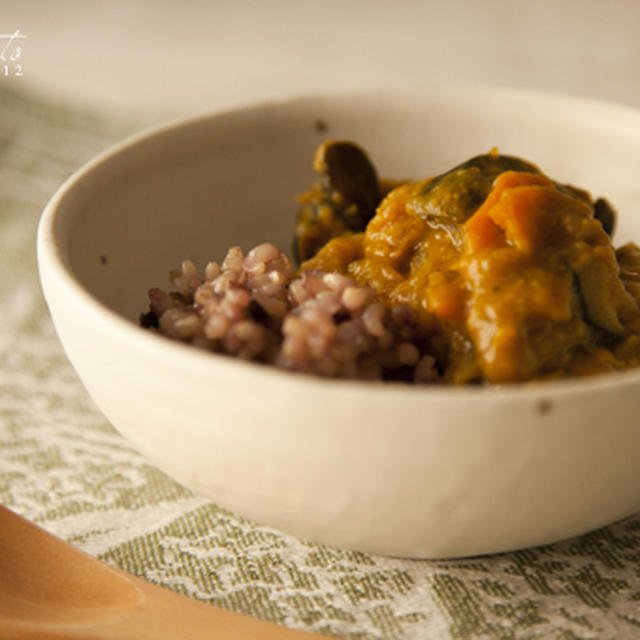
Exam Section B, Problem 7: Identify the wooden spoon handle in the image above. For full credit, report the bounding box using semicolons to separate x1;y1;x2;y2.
0;506;336;640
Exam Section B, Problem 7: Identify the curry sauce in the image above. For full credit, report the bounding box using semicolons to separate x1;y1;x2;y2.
298;144;640;383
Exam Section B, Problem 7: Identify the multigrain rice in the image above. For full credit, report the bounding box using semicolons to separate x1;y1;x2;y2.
141;243;440;383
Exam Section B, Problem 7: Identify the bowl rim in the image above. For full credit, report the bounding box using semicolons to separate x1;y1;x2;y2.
36;85;640;402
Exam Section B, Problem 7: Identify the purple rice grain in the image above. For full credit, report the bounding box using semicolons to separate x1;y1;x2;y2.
141;242;440;383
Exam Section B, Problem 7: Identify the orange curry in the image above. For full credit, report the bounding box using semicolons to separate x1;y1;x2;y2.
297;144;640;384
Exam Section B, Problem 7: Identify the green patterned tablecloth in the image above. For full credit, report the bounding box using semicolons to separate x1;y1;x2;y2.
1;85;640;640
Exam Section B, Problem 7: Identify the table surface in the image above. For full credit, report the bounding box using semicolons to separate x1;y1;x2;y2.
1;3;640;639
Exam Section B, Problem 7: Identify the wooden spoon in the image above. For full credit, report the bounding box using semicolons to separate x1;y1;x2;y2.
0;505;337;639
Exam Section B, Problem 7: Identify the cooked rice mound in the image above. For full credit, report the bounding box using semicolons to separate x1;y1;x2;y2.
141;243;439;383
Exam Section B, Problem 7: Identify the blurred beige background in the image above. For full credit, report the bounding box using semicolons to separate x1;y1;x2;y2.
3;0;640;124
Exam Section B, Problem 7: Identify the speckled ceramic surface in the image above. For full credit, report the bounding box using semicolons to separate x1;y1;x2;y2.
37;88;640;558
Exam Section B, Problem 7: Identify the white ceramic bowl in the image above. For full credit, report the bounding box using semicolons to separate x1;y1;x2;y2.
37;87;640;558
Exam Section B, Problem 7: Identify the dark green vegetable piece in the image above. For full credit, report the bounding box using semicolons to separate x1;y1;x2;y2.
407;153;541;225
594;198;616;237
316;141;380;227
294;140;380;262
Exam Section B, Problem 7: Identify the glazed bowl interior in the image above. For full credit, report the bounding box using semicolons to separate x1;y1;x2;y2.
38;88;640;558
